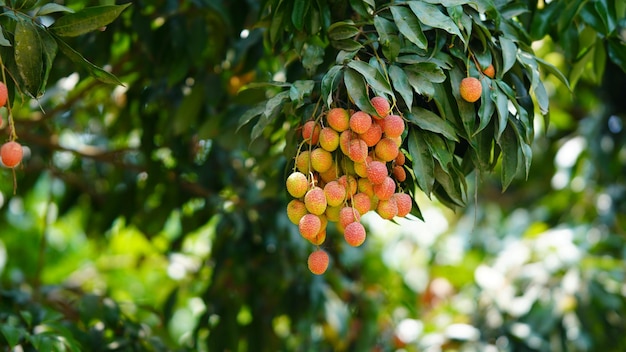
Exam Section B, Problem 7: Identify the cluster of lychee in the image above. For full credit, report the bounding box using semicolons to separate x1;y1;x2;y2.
286;96;413;275
0;81;22;169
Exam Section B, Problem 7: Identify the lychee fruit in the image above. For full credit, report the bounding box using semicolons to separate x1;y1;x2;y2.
383;114;405;138
286;171;309;198
392;165;406;182
459;77;482;103
327;107;350;132
349;111;372;134
287;199;308;224
338;206;361;229
1;141;23;168
393;192;413;217
373;176;396;200
310;148;333;173
302;120;321;145
324;180;346;207
351;192;371;215
319;127;339;152
295;150;311;173
376;198;398;220
304;187;327;215
0;82;8;107
395;152;406;166
347;138;368;163
357;177;375;197
337;175;358;197
299;213;322;240
360;123;383;147
370;96;390;119
344;222;366;247
366;160;388;185
483;64;495;79
375;137;399;162
308;249;330;275
339;130;358;156
325;205;342;222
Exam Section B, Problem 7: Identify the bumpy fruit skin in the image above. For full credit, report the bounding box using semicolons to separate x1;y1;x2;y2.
327;108;350;132
459;77;482;103
366;160;388;185
344;222;366;247
302;120;321;145
324;181;346;207
349;111;372;134
304;187;327;215
338;206;360;229
395;152;406;166
347;138;368;163
287;199;308;224
360;123;382;147
0;82;8;107
392;165;406;182
393;193;413;217
375;137;399;162
310;148;333;173
370;96;390;119
373;176;396;200
308;250;330;275
319;127;339;151
483;64;495;79
295;150;311;173
383;115;405;138
1;141;23;168
286;172;309;198
351;192;371;215
299;213;322;240
376;198;398;220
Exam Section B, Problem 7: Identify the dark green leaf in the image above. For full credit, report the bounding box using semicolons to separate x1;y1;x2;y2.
328;21;360;40
499;124;520;191
433;162;465;206
289;80;315;104
15;19;43;97
389;65;413;110
344;67;378;116
424;132;453;173
347;60;393;97
608;38;626;72
302;42;324;75
10;0;37;10
0;324;22;348
237;103;265;131
499;36;517;75
408;129;435;195
321;65;343;107
535;56;570;90
330;38;362;52
50;4;131;37
390;5;427;50
409;2;466;45
406;69;435;98
36;3;75;16
405;107;459;141
476;77;494;134
54;35;123;85
493;83;508;141
292;0;309;31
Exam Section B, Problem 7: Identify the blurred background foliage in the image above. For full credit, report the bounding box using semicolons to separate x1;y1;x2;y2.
0;0;624;351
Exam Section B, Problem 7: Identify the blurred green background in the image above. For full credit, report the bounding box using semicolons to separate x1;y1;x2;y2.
0;0;625;351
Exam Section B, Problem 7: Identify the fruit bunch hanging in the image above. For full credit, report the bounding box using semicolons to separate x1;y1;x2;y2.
286;96;414;274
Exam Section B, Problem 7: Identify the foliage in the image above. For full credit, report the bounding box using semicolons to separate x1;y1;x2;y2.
0;0;623;351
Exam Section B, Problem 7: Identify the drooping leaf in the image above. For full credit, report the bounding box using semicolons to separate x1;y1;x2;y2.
499;124;520;191
328;21;360;41
50;4;131;37
405;107;459;142
408;128;435;195
321;65;343;107
54;35;123;85
15;19;43;97
388;65;413;110
433;162;465;207
346;60;393;97
344;67;378;116
10;0;37;10
408;2;466;45
237;102;265;132
291;0;309;31
499;36;517;75
476;77;494;134
289;80;315;105
390;5;427;50
36;3;75;16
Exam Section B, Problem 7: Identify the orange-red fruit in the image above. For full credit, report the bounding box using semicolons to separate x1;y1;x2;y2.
302;120;321;145
310;229;327;246
393;193;413;217
383;115;405;138
324;181;346;207
295;150;311;173
287;199;308;224
339;130;357;156
395;152;406;166
319;162;339;183
327;108;350;132
0;82;8;107
351;192;372;215
337;175;358;197
347;138;368;163
339;206;361;229
319;127;339;151
1;141;23;168
299;213;322;240
370;96;390;119
376;198;398;220
304;187;327;215
375;137;399;162
311;148;333;173
366;161;388;185
459;77;482;103
392;165;406;182
353;159;369;178
374;176;396;200
483;64;495;79
344;222;366;247
349;111;372;134
286;171;309;198
308;249;330;275
357;177;375;197
360;123;383;147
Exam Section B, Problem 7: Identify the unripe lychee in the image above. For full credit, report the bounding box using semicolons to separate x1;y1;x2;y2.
376;198;398;220
483;64;495;78
360;123;383;147
459;77;482;103
347;138;368;163
353;159;369;178
338;206;360;229
349;111;372;134
374;176;396;200
302;120;321;145
324;180;346;207
310;148;333;173
370;96;390;119
383;115;405;138
351;192;371;215
357;177;375;197
393;193;413;217
304;187;327;215
366;160;388;185
286;171;309;198
375;137;399;162
308;249;329;275
299;213;322;240
327;108;350;132
319;127;339;151
392;165;406;182
287;199;308;224
325;205;342;222
1;141;23;168
344;222;366;247
295;150;311;173
0;82;8;107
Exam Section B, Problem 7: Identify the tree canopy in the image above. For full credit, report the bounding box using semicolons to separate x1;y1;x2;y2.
0;0;625;351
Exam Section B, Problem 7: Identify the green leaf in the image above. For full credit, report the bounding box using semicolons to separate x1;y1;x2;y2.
499;124;519;191
321;65;343;107
408;129;435;195
424;132;453;173
237;102;265;132
289;80;315;105
50;3;131;37
433;162;465;206
292;0;309;31
499;36;517;75
302;42;324;75
15;19;43;97
37;26;57;95
535;56;570;90
409;2;466;45
10;0;37;10
388;65;413;111
608;38;626;72
346;60;393;97
493;83;509;142
0;26;11;46
330;38;362;52
405;68;435;98
36;3;75;16
476;77;494;134
251;90;289;142
344;67;378;116
390;5;427;50
328;21;360;40
0;324;23;348
54;35;123;85
405;107;459;141
422;0;472;7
